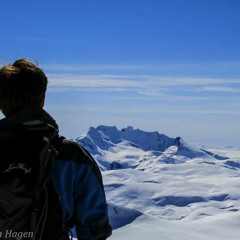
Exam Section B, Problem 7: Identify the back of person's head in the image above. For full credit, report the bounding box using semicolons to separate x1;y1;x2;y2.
0;58;48;116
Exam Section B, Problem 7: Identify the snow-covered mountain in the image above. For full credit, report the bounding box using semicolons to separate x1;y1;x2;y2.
76;125;227;170
77;125;177;153
74;126;240;240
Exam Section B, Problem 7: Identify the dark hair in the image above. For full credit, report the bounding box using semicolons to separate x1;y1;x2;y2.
0;58;48;116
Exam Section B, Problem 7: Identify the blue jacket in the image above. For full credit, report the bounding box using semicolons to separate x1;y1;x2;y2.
51;138;112;239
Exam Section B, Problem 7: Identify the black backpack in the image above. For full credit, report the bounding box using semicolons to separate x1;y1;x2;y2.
0;130;66;240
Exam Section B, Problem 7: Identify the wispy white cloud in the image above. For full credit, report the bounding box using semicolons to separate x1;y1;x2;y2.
48;74;141;88
46;101;240;116
196;86;240;92
47;74;144;95
47;73;240;97
48;73;240;86
43;61;240;75
42;60;240;101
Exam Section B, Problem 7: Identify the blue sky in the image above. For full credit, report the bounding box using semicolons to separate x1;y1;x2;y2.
0;0;240;146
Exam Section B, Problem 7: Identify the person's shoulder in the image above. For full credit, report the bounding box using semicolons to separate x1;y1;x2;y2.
57;137;96;165
56;137;104;187
61;138;82;150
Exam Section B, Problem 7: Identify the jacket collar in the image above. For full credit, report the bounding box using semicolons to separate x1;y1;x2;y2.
0;105;59;141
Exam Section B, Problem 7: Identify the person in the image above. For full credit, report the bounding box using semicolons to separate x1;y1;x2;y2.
0;58;112;240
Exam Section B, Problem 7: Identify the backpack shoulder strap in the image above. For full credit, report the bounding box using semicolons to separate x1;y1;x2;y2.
51;135;65;149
